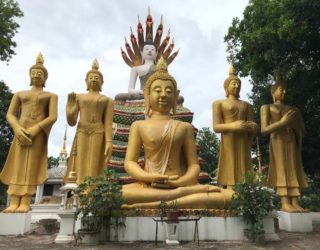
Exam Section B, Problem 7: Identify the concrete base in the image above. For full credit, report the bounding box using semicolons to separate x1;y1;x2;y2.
263;211;280;241
0;212;31;235
311;212;320;222
278;211;313;232
311;212;320;232
54;210;77;243
31;204;60;223
165;222;179;245
106;215;278;242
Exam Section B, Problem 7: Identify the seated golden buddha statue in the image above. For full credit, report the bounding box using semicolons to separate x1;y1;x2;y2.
122;58;233;209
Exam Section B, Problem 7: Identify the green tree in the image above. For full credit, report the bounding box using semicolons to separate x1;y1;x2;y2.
0;81;13;200
47;156;59;169
0;0;23;202
224;0;320;175
0;0;23;62
196;127;220;176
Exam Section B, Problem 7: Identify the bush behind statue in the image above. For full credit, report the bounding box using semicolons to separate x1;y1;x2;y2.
230;172;277;241
300;175;320;212
77;169;125;233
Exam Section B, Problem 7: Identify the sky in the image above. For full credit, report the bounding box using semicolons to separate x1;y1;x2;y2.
0;0;251;157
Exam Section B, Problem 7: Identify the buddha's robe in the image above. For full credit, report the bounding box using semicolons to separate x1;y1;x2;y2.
0;91;57;195
262;104;308;196
65;94;111;184
213;100;254;186
144;119;179;175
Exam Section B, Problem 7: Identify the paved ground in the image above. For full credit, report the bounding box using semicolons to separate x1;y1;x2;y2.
0;231;320;250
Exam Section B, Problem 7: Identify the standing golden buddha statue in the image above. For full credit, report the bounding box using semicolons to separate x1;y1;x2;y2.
122;57;233;209
260;77;308;212
0;53;58;213
212;65;258;188
65;59;113;184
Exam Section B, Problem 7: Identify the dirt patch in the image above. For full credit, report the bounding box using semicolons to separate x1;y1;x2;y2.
0;231;320;250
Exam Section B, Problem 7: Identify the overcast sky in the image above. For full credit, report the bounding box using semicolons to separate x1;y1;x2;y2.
0;0;250;157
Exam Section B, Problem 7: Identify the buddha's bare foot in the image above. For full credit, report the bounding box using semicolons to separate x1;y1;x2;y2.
3;195;20;213
121;204;135;209
291;197;308;212
15;204;31;213
281;203;298;212
291;203;308;212
2;205;19;213
206;185;221;192
189;184;220;193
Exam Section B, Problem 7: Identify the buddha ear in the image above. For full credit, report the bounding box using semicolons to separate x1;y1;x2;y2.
85;78;90;91
225;89;229;97
172;89;180;115
144;91;151;116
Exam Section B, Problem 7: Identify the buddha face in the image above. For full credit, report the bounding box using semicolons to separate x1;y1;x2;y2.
141;44;157;61
273;85;286;102
149;79;176;113
227;79;241;97
86;72;102;91
30;68;45;87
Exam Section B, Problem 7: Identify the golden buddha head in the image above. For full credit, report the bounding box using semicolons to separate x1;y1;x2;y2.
224;65;241;98
29;52;48;87
86;58;104;91
271;75;287;102
144;57;179;116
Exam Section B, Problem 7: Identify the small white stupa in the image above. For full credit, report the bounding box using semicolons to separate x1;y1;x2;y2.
47;128;68;180
31;127;68;222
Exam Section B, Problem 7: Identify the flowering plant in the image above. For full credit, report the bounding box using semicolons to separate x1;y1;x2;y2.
230;172;277;241
77;169;124;233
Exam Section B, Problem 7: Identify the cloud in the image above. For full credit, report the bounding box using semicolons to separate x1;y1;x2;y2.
1;0;250;156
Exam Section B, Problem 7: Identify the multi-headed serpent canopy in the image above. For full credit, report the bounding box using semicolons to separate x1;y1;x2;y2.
121;8;179;67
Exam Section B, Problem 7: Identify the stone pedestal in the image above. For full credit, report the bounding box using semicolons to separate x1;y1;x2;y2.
263;211;280;241
31;203;60;223
165;222;179;245
278;211;313;232
311;212;320;222
55;210;77;243
0;212;31;235
311;212;320;232
107;215;278;242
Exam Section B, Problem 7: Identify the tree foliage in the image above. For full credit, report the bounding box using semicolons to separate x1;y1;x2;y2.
47;156;59;169
224;0;320;175
0;0;23;62
196;127;220;176
0;81;13;168
0;81;13;199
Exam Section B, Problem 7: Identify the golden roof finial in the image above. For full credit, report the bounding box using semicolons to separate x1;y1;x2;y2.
92;58;99;71
229;64;236;76
36;52;44;65
224;64;241;94
156;56;168;72
60;125;67;154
